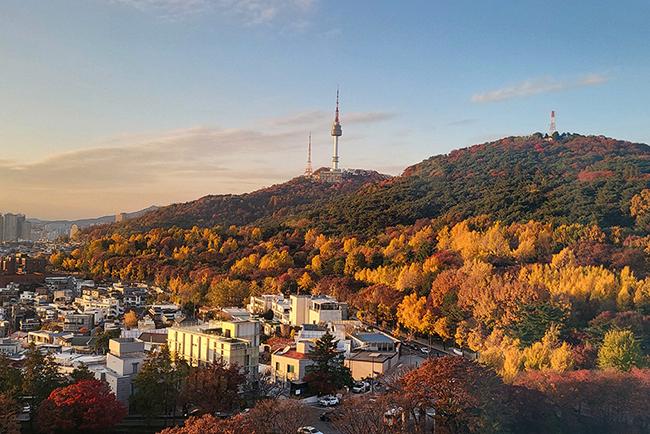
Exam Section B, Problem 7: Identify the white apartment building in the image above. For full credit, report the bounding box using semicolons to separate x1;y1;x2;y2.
167;319;260;376
289;294;348;327
247;294;291;323
74;294;122;319
247;294;348;327
103;338;146;405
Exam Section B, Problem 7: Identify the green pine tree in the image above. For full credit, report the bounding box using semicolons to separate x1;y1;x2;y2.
305;332;353;395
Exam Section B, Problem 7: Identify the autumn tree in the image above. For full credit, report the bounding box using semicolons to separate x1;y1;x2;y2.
0;393;20;434
124;310;139;328
36;380;126;433
398;357;512;433
597;329;645;371
305;332;353;395
630;188;650;231
207;278;250;308
159;399;306;434
397;292;434;336
515;369;650;431
331;395;401;434
180;359;245;415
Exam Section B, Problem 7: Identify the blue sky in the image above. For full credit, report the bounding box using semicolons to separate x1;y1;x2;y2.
1;0;649;219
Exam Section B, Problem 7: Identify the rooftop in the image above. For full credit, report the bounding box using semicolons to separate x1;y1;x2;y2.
273;348;311;360
353;332;398;344
301;324;327;331
346;350;397;363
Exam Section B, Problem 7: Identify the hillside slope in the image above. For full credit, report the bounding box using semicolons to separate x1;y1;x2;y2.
296;134;650;234
93;133;650;237
110;169;390;233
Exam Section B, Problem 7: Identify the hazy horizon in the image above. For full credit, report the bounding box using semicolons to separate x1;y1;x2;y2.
2;0;650;219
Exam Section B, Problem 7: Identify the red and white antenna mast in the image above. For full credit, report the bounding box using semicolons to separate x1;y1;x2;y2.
549;110;557;136
305;132;313;177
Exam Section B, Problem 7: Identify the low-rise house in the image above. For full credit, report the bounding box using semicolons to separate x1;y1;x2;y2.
148;304;182;323
350;332;399;352
271;341;315;383
28;330;68;346
345;350;400;381
0;338;21;355
63;313;94;333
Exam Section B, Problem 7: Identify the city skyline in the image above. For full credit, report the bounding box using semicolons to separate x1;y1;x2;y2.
2;0;650;219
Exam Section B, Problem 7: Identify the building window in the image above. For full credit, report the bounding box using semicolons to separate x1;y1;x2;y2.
287;365;294;373
275;362;280;371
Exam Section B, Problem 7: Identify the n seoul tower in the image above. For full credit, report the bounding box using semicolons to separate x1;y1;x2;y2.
327;88;343;182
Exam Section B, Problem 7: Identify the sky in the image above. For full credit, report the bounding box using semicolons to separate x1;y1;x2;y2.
1;0;650;220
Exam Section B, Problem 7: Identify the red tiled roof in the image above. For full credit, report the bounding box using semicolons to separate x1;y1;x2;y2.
279;350;311;360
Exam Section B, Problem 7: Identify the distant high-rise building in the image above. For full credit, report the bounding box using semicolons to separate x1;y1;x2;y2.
20;220;31;241
2;214;23;242
115;212;127;223
0;215;4;242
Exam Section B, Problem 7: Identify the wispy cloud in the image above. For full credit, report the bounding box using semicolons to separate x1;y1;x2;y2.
446;118;478;127
471;73;609;103
0;108;397;219
111;0;317;24
268;110;397;127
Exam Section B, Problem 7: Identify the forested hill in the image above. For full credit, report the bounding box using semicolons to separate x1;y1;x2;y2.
297;133;650;235
101;169;390;234
90;133;650;238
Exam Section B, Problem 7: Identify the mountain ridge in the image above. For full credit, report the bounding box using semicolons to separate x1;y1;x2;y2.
90;133;650;237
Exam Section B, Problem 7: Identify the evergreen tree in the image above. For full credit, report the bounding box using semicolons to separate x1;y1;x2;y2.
22;344;65;407
132;346;187;419
70;363;95;383
0;354;22;400
305;332;353;395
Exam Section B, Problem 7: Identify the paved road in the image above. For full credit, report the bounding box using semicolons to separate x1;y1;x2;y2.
302;403;342;434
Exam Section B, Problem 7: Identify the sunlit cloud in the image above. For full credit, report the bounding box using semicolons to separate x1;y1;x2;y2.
471;73;609;103
0;109;398;219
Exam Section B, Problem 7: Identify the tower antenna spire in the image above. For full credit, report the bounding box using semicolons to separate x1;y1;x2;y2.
329;87;342;180
549;110;557;136
305;132;313;177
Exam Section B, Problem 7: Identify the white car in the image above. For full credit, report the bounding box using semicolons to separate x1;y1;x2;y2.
352;381;370;393
318;395;340;407
298;426;324;434
420;346;431;354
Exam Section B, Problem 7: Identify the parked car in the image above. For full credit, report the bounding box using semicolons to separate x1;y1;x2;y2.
318;395;340;407
352;381;370;393
420;346;431;354
298;426;324;434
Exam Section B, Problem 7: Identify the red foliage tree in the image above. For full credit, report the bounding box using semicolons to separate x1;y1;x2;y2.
514;369;650;431
36;380;126;433
180;360;245;415
398;357;512;433
159;399;305;434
